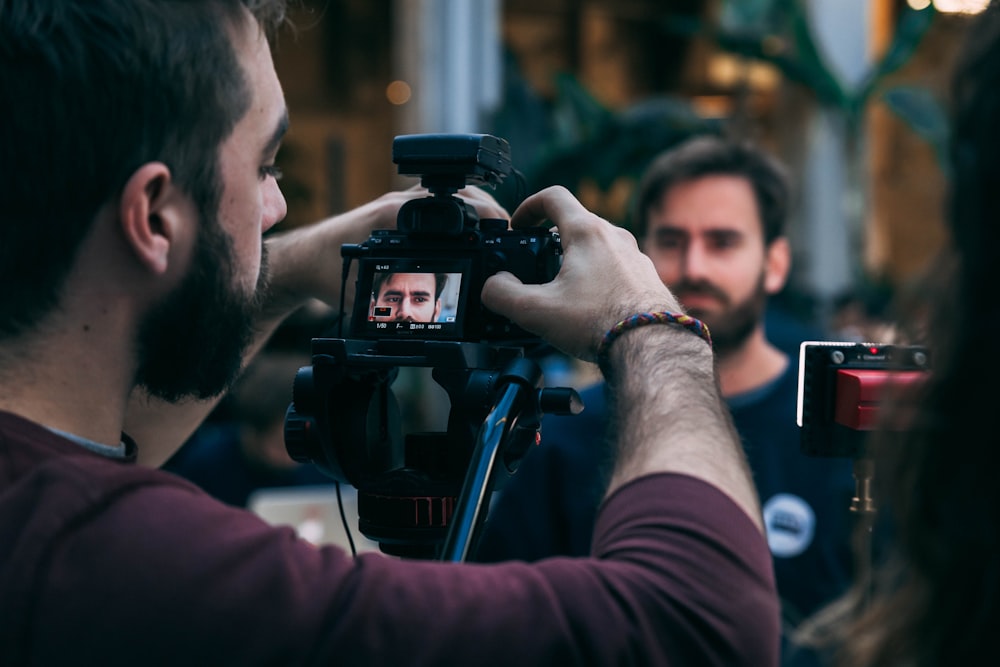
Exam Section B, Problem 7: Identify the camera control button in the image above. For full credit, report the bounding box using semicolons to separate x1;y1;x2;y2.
480;218;508;233
486;251;506;272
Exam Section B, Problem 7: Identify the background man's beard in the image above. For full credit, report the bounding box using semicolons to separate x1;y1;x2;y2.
134;219;267;402
677;276;767;355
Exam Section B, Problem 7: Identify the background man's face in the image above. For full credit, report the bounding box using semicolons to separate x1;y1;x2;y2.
373;273;441;322
641;174;780;353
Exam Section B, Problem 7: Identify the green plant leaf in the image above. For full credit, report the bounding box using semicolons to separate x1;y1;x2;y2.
880;85;950;166
855;5;937;109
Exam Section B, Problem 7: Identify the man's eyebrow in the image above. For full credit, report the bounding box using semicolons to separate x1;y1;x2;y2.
653;226;741;239
653;226;686;238
262;109;289;159
705;228;744;241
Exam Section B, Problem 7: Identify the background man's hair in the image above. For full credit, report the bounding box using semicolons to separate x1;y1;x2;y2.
629;134;791;244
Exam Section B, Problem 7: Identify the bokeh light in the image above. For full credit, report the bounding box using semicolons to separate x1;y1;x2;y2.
386;80;412;105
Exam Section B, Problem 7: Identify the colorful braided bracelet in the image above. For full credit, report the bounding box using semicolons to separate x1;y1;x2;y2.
597;311;713;369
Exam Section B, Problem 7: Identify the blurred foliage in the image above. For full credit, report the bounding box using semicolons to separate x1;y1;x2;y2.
880;84;950;168
708;0;945;151
703;0;948;304
489;58;718;228
527;78;719;193
489;1;946;234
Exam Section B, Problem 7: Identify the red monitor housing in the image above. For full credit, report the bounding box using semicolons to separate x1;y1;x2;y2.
798;342;929;458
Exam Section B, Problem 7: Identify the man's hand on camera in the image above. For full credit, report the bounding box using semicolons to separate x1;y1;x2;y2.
481;186;683;362
263;184;509;320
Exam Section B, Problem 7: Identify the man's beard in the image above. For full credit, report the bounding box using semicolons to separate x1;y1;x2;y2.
134;214;268;402
673;273;767;355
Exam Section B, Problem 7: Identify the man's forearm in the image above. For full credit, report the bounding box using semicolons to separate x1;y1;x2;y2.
602;325;764;532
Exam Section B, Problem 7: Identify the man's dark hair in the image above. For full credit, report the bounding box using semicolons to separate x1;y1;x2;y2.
0;0;287;340
372;273;448;301
630;135;791;244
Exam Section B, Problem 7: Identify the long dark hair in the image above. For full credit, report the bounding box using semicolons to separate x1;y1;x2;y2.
799;3;1000;665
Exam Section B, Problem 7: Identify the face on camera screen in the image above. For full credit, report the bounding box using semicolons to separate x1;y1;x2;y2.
368;271;463;326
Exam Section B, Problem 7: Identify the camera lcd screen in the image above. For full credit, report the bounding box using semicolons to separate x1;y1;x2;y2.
352;259;470;339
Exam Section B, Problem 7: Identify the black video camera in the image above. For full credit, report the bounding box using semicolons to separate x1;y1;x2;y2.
344;133;562;344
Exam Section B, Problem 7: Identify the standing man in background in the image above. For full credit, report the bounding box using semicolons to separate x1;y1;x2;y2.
476;135;854;663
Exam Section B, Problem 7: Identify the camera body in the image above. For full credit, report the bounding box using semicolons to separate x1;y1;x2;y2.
344;133;562;344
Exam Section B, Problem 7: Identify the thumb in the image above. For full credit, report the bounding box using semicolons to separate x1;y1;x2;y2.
481;271;531;321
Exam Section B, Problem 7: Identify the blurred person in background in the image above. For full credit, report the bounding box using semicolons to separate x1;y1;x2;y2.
476;136;855;665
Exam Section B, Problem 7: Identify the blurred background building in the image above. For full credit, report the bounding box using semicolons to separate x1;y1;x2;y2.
270;0;982;329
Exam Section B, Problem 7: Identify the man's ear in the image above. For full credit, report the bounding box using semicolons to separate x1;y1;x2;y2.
764;236;791;295
118;162;188;275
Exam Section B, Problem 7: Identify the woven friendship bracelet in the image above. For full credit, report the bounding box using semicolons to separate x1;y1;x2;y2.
597;311;712;370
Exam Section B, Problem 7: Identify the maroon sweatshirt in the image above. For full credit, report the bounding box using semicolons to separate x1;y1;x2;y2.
0;409;779;666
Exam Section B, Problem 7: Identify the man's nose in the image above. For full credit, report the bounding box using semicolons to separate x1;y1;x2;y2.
396;298;414;319
682;243;711;281
262;179;287;234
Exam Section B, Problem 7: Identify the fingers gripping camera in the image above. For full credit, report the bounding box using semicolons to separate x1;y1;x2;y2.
344;133;562;344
